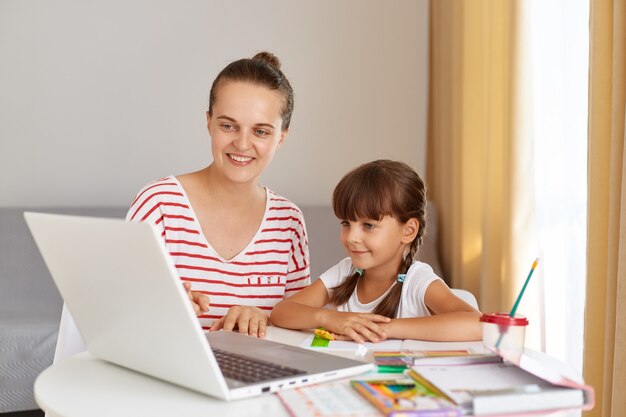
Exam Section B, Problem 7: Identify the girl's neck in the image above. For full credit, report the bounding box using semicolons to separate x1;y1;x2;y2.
356;260;402;304
361;259;403;287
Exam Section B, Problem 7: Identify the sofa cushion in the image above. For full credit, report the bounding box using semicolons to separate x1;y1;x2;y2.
0;207;126;323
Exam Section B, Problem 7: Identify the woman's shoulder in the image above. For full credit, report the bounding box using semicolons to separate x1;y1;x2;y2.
134;175;179;193
266;189;304;217
130;175;181;201
126;175;185;221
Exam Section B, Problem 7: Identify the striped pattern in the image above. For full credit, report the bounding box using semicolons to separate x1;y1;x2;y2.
127;176;310;329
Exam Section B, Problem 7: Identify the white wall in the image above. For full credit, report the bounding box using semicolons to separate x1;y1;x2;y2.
0;0;428;207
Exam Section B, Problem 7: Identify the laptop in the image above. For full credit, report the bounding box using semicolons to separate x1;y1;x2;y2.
24;212;373;400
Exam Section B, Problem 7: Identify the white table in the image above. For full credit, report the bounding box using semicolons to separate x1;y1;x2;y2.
35;327;584;417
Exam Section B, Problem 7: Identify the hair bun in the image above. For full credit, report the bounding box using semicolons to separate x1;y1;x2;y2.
252;51;281;70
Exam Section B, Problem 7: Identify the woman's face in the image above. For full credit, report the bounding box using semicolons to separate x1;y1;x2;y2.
207;81;287;186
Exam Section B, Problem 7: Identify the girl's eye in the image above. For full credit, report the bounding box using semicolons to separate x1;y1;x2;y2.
340;220;350;227
363;223;375;230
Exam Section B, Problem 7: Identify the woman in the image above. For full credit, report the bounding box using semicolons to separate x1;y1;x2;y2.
127;52;310;338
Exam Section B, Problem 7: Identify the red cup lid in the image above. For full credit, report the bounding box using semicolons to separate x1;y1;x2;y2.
480;312;529;326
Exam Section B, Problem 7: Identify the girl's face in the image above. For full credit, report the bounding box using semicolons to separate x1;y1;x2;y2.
207;81;287;185
340;215;417;277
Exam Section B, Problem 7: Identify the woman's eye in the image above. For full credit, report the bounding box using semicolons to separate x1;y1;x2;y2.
255;129;270;137
221;123;235;130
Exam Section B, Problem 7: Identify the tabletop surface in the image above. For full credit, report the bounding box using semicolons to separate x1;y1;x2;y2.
35;327;584;417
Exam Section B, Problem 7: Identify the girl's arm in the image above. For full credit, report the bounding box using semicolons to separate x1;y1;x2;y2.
270;279;391;342
270;279;331;329
380;280;483;341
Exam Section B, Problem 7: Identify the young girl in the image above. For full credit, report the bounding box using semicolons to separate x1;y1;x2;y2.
127;52;310;338
270;160;482;342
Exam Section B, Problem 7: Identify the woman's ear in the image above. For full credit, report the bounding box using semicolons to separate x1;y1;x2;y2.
401;218;419;244
277;128;289;149
206;111;212;130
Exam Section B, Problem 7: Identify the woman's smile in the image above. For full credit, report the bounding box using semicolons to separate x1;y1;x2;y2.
227;153;254;165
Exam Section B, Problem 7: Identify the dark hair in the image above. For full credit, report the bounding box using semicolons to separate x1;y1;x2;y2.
329;160;427;318
208;51;294;131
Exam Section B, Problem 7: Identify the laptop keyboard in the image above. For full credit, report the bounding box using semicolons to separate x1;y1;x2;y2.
212;348;306;384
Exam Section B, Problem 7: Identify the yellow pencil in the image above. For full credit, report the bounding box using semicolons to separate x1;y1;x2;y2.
314;328;335;340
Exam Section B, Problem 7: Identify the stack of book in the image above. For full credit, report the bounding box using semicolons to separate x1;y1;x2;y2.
352;352;595;416
373;349;474;373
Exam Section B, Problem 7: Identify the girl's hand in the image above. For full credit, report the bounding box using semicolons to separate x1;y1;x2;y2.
209;306;269;338
183;282;210;316
321;311;391;343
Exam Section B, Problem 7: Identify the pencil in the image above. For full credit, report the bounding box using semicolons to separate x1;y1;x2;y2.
314;328;335;341
510;258;539;317
495;258;539;349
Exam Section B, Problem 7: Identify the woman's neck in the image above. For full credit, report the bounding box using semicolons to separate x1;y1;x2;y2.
202;164;265;204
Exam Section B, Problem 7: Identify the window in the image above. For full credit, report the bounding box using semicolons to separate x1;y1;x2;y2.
529;0;589;373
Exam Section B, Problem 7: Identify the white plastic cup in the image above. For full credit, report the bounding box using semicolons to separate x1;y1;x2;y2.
480;313;528;361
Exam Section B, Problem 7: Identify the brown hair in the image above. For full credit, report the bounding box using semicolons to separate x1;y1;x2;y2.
329;160;427;318
208;51;294;130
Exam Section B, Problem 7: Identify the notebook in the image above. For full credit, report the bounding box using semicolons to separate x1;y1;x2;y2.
407;353;595;415
24;212;373;401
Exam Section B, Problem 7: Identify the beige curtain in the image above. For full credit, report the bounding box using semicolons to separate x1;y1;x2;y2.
584;0;626;415
427;0;537;326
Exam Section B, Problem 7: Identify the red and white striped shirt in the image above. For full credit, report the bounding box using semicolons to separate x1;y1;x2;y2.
126;176;311;330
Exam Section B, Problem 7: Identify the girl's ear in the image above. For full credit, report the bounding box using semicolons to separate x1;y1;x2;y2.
401;218;419;244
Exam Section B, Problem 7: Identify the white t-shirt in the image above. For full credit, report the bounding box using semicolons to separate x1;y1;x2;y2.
319;257;442;318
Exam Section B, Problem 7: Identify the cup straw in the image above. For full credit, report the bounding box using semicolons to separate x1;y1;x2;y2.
494;258;539;349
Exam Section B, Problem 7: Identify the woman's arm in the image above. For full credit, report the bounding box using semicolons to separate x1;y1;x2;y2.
380;280;482;341
183;282;210;316
127;182;212;317
209;306;269;337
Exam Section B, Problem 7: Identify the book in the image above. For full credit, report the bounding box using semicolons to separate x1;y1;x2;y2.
351;378;462;417
373;350;481;367
276;380;381;417
409;353;502;366
301;335;485;354
302;335;404;351
373;350;502;375
407;353;595;415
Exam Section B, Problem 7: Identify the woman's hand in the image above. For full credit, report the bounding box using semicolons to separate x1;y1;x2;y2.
320;311;391;343
183;282;210;316
209;306;269;338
